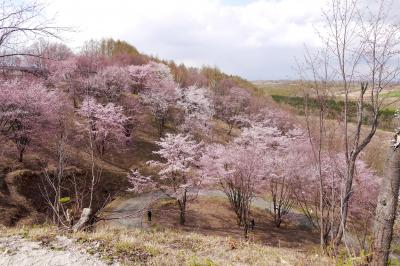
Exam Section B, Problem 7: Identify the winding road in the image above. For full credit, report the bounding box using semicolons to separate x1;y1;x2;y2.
99;189;314;230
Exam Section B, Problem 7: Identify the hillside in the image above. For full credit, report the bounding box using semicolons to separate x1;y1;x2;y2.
2;0;400;264
0;36;393;265
0;225;333;265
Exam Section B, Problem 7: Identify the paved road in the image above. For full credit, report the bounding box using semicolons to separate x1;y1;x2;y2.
100;189;314;230
99;191;166;229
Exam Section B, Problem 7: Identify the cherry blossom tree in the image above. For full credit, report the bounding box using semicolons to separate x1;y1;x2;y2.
140;87;177;137
200;111;313;236
200;120;289;236
201;141;265;237
85;65;130;102
237;120;306;228
127;62;172;94
75;96;129;216
128;133;204;225
292;151;379;248
176;85;215;135
76;96;129;158
46;56;83;107
0;78;61;162
214;86;251;135
136;63;178;137
126;64;151;94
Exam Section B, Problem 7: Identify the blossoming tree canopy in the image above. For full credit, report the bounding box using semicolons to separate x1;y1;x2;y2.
76;96;130;157
0;79;61;162
177;85;215;134
127;133;204;225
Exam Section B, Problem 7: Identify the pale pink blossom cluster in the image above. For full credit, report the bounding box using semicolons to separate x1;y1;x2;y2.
127;133;204;197
0;78;61;161
77;97;129;157
177;85;215;134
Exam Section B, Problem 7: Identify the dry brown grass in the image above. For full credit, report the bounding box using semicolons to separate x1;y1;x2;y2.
297;113;392;175
0;225;333;266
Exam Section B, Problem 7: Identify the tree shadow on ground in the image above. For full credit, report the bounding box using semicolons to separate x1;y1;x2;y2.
150;196;319;250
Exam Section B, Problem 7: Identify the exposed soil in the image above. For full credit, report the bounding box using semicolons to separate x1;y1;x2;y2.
0;235;112;266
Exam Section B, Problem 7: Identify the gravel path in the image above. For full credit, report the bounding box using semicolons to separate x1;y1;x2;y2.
0;235;114;266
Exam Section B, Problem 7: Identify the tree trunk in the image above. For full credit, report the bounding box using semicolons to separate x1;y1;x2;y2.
227;124;233;136
72;208;92;232
372;144;400;266
333;159;356;249
179;208;185;225
178;189;187;225
244;222;249;239
18;149;24;162
158;117;165;137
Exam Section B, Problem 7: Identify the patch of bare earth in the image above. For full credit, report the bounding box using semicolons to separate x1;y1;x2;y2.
0;234;112;266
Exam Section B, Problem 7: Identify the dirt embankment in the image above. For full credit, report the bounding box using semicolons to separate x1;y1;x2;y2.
0;170;46;226
0;161;127;227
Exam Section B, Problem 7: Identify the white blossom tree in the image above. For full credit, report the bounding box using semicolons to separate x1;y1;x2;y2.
128;133;204;225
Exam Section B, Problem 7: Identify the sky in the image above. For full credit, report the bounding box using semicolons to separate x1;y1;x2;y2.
42;0;331;80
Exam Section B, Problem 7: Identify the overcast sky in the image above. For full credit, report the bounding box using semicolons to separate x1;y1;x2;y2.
43;0;332;80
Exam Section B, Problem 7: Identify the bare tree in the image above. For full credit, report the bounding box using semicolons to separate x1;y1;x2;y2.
320;0;400;248
40;130;71;229
298;45;340;250
0;0;71;65
372;130;400;265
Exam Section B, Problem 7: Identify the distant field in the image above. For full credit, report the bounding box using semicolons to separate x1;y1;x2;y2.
254;80;399;131
254;80;302;97
384;91;400;98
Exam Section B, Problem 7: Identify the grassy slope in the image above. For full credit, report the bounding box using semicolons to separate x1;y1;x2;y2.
0;225;333;265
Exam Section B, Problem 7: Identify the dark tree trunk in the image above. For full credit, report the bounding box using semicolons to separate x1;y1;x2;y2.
275;219;282;228
158;117;166;137
227;124;233;136
372;144;400;266
18;149;24;162
179;208;185;225
244;222;249;239
178;189;187;225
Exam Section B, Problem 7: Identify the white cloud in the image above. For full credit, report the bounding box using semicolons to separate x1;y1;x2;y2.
42;0;330;80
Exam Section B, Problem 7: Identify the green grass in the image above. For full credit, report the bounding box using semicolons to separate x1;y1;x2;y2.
384;91;400;98
255;81;301;97
270;94;397;131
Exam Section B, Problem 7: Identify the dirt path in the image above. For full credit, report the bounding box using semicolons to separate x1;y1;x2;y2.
0;235;114;266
